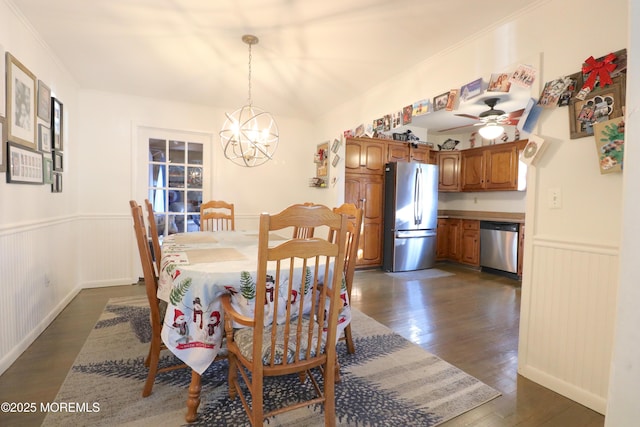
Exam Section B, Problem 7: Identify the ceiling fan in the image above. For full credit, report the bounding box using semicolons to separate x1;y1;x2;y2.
439;97;524;133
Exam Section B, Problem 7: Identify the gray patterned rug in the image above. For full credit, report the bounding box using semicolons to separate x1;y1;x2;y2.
42;296;499;426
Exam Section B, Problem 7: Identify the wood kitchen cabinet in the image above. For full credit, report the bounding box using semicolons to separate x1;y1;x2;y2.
436;218;461;261
437;151;461;192
437;218;479;266
386;142;433;164
460;220;480;266
345;138;385;175
344;166;384;267
460;140;526;191
386;142;410;163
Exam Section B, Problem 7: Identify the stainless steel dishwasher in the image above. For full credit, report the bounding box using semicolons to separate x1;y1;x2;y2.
479;221;519;275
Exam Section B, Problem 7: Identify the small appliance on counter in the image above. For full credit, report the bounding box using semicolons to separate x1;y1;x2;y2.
383;162;439;272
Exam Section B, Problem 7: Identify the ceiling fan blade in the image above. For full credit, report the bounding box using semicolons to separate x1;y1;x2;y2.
507;108;525;119
454;113;481;120
438;123;477;133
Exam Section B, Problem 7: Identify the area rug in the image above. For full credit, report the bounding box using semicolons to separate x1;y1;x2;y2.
42;296;499;426
384;268;454;281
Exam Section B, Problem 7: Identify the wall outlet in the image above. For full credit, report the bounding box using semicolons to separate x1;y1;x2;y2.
548;188;562;209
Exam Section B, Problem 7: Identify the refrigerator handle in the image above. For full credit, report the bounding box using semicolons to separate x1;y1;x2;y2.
414;167;423;225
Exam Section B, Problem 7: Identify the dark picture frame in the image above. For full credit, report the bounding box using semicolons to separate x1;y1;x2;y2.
38;124;52;153
433;91;450;112
52;171;62;193
53;150;63;172
568;77;625;140
6;52;37;150
37;80;51;124
52;97;63;151
6;141;44;184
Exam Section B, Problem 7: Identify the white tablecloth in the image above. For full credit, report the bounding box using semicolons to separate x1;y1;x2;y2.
158;230;351;374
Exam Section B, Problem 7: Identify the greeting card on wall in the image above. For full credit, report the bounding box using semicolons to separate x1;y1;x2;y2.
519;134;547;167
487;73;512;92
460;78;482;101
594;117;624;174
412;99;431;116
509;64;536;88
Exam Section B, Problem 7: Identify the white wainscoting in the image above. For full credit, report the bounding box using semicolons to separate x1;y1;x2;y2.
518;236;619;414
78;214;137;288
0;214;136;375
0;217;81;374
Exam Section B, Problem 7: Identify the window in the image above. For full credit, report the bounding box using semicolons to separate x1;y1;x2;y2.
148;138;204;236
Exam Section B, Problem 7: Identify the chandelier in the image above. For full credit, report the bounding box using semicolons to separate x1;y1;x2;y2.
220;35;279;167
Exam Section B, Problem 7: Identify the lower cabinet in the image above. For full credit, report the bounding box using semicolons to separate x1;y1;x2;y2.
460;220;480;266
437;218;480;267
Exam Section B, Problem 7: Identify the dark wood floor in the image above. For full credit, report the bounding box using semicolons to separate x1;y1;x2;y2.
0;263;605;426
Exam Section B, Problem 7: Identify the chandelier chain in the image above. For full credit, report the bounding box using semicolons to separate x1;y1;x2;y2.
247;43;252;105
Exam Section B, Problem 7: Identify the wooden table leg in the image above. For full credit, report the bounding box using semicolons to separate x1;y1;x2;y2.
185;370;202;423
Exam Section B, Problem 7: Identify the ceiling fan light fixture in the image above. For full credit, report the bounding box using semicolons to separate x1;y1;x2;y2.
220;35;279;167
478;122;504;140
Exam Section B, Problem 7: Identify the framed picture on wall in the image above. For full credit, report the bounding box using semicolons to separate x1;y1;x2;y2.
52;171;62;193
53;150;63;172
52;97;64;151
6;141;43;184
568;78;625;139
0;116;6;173
37;80;51;124
38;124;52;153
43;156;53;184
6;52;37;150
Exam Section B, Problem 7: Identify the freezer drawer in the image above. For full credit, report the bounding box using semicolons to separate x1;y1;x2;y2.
384;231;437;272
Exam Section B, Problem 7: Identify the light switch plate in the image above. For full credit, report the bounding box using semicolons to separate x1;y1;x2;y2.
548;188;561;209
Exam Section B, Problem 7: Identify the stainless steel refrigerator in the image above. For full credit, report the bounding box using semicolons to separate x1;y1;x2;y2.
383;162;439;272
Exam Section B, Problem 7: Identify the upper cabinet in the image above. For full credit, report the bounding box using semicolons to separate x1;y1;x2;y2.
386;141;434;164
345;138;385;175
436;140;527;192
437;151;461;192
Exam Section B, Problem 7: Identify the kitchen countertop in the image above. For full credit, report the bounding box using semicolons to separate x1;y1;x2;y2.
438;210;525;224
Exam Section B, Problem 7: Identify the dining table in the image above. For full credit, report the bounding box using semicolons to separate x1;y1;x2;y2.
157;229;352;422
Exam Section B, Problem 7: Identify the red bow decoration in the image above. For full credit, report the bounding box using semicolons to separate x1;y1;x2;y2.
582;52;617;91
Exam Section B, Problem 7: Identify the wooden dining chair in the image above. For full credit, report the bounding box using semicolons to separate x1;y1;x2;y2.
129;200;188;397
330;203;363;355
220;203;349;427
292;202;318;238
200;200;235;231
144;198;162;276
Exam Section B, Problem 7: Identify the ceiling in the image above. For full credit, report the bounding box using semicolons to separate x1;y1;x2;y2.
11;0;535;125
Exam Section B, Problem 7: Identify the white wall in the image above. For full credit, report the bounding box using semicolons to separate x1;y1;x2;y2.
605;2;640;424
74;90;336;286
315;0;627;415
0;1;81;374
